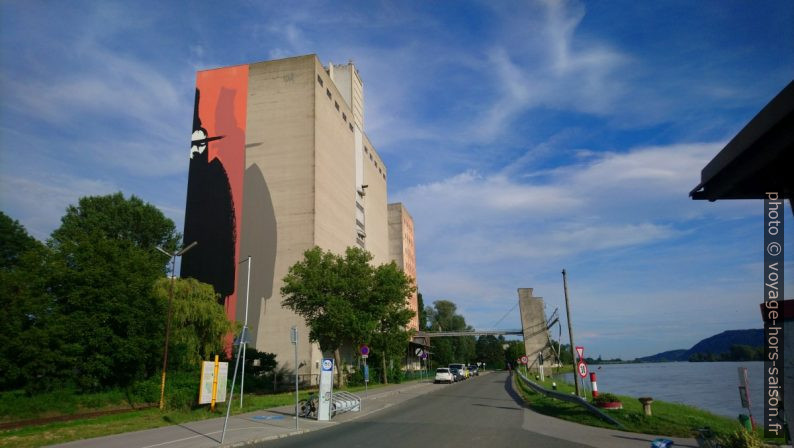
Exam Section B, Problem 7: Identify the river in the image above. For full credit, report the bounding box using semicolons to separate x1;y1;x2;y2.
555;361;762;418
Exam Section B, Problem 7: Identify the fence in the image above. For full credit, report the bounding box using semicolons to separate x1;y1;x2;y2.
514;370;624;429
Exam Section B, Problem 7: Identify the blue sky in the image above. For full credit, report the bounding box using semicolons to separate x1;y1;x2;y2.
1;0;792;359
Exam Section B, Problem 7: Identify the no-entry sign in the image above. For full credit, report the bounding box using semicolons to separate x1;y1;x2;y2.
577;360;588;378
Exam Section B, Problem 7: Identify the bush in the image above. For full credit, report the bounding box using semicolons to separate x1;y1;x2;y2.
718;429;764;448
387;364;404;384
163;371;201;410
593;393;621;404
128;376;161;405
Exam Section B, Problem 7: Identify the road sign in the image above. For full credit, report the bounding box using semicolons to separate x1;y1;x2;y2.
577;360;588;378
576;346;584;359
520;355;528;364
421;352;428;359
360;344;370;358
414;347;424;357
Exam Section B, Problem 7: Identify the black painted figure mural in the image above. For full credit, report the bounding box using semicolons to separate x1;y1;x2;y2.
181;89;237;300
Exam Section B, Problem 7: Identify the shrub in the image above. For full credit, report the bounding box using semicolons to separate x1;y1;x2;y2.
718;428;763;448
593;393;621;404
163;371;201;410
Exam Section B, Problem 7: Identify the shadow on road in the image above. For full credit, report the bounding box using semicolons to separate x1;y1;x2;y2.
472;403;522;411
163;416;220;444
502;372;528;409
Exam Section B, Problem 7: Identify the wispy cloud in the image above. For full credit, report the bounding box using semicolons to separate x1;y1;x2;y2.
0;174;119;240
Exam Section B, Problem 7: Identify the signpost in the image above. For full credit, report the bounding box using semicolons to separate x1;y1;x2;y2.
291;326;298;430
575;346;586;394
577;360;588;378
738;367;755;429
318;358;334;421
360;345;370;397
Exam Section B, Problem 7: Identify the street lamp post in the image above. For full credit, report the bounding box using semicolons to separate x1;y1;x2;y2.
156;241;197;410
239;256;251;408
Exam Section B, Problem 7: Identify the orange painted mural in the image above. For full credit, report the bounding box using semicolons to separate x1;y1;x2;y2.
181;65;248;325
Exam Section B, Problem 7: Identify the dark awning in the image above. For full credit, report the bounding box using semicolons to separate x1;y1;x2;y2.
690;81;794;201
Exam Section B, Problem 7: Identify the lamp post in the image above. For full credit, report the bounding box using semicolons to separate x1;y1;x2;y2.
156;241;197;410
239;256;251;408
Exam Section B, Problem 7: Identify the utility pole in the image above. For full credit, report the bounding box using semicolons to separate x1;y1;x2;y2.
562;269;580;397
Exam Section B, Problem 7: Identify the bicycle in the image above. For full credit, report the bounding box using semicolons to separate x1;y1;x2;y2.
298;393;318;418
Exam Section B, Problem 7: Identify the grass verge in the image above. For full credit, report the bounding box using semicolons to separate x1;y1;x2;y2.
513;373;763;440
0;380;418;448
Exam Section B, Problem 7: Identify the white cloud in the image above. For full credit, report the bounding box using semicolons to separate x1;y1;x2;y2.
0;174;119;240
395;140;763;356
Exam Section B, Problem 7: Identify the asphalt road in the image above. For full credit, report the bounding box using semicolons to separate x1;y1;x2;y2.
250;372;591;448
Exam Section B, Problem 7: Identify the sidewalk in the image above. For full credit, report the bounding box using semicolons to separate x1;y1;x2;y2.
52;380;439;448
52;372;701;448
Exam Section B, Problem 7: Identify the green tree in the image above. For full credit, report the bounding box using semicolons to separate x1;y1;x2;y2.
368;262;416;383
0;211;42;270
504;340;525;369
416;292;427;330
281;247;377;386
152;277;236;370
475;335;506;370
0;213;57;390
425;300;476;366
47;193;179;390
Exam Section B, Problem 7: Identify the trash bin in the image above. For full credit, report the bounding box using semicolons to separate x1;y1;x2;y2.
738;414;752;431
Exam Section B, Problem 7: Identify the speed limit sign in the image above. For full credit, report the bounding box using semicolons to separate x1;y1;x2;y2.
577;360;588;378
520;355;528;364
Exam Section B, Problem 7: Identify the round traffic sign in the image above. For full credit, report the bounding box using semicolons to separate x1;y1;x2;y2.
520;355;528;364
577;360;588;378
360;345;370;356
414;347;424;357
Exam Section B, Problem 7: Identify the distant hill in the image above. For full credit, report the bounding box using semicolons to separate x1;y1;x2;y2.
636;329;763;362
636;349;688;363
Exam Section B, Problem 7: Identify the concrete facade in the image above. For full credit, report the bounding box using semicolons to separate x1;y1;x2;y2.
517;288;551;370
388;203;418;331
184;54;411;383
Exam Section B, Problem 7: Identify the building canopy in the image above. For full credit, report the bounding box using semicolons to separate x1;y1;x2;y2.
690;81;793;202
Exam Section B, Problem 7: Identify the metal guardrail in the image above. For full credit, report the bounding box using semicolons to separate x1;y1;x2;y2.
515;370;625;429
331;391;361;416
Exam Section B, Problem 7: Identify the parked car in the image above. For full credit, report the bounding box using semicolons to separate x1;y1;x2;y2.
448;363;468;379
434;367;454;384
449;367;464;382
468;364;479;376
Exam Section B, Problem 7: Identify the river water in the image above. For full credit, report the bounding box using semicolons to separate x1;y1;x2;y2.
555;361;763;418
